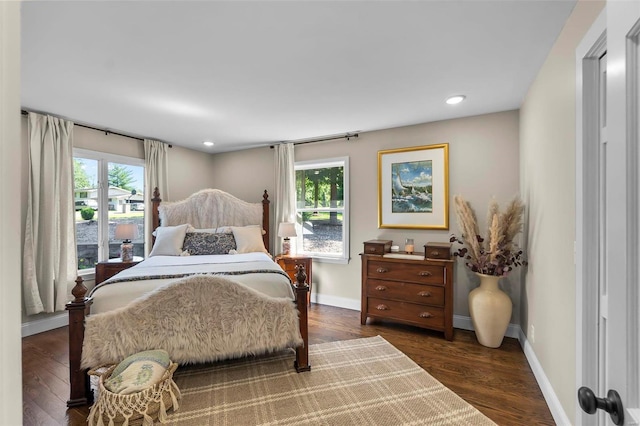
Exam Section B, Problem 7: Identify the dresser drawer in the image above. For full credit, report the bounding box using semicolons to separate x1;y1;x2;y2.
366;280;445;306
367;297;445;329
367;260;444;284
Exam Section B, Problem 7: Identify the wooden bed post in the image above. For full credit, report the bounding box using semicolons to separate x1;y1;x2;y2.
66;276;93;407
262;190;270;253
151;187;162;245
293;264;311;372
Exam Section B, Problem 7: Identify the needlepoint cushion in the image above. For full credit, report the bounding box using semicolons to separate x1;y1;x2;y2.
104;349;171;395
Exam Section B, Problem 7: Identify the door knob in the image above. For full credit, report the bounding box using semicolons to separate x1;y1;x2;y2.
578;386;624;425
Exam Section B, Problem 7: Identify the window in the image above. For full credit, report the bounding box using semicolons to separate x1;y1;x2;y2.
74;149;145;271
294;157;349;263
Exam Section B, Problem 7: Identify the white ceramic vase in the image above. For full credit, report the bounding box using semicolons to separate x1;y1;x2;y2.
468;273;512;348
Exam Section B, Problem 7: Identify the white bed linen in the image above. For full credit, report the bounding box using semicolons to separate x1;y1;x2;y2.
90;252;294;314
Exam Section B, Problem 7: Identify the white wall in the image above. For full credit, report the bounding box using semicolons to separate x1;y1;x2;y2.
209;146;277;250
210;110;521;322
519;0;605;423
1;1;23;424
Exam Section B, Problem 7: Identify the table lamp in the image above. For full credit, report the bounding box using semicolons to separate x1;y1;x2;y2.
115;223;138;262
278;222;297;255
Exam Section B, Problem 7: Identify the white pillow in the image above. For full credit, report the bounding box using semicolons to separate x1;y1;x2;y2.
231;225;268;253
149;224;189;256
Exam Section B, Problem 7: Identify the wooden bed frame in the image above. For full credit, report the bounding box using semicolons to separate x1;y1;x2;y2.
66;188;310;407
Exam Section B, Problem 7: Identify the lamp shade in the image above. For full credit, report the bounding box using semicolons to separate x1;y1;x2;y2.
114;223;138;242
277;222;297;238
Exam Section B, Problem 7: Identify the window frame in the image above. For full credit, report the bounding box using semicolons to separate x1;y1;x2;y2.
73;148;145;274
294;156;349;264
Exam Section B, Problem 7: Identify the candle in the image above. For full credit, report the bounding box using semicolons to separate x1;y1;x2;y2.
405;238;414;254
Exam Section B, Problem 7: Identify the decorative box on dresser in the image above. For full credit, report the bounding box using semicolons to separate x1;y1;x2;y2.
95;257;143;285
360;243;454;341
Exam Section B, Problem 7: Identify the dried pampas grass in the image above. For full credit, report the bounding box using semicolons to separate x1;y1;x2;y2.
451;195;526;276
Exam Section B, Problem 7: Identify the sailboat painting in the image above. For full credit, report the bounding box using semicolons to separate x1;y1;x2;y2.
391;160;433;213
378;143;448;230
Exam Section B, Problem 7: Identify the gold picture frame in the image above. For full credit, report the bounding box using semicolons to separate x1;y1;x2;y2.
377;143;449;230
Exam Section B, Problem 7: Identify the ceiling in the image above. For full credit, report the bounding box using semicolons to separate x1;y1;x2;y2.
21;1;576;153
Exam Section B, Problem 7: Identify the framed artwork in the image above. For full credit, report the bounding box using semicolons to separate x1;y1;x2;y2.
377;143;449;230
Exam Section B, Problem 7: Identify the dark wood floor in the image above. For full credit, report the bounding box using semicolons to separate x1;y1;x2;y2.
22;304;554;425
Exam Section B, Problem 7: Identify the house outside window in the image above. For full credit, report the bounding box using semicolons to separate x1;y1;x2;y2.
294;157;349;263
73;149;145;271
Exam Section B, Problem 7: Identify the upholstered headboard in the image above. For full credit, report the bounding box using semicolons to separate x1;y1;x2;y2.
152;188;271;253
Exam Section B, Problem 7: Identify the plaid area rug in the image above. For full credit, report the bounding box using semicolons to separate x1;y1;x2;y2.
165;336;496;425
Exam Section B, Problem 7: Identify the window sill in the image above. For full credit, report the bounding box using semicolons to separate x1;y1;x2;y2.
309;256;349;265
77;269;95;280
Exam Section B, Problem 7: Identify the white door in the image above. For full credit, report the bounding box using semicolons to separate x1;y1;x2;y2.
605;1;640;423
579;2;640;425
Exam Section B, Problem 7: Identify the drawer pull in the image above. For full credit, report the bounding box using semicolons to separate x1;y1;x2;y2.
430;251;440;256
418;271;432;277
376;304;389;311
419;312;433;318
376;267;389;273
368;247;376;252
375;285;387;291
418;291;432;297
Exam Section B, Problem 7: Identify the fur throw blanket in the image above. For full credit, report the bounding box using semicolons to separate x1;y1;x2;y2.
82;275;302;368
159;188;263;229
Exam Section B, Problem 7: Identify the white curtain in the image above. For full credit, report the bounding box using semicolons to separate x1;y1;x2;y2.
23;112;76;314
144;139;169;250
274;143;296;252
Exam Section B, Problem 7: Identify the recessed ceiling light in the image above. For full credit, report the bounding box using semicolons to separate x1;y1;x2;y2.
203;141;214;147
446;95;466;105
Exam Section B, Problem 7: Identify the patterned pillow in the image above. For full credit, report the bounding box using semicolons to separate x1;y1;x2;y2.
182;232;237;255
104;349;171;395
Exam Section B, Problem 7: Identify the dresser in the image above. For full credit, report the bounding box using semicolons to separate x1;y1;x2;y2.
360;253;454;340
275;254;312;305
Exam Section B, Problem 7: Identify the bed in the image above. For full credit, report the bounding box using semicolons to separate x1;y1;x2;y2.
66;188;310;407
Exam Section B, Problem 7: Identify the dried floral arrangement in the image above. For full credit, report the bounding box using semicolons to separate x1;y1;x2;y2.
450;195;527;276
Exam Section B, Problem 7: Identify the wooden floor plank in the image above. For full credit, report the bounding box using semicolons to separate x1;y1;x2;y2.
22;303;554;425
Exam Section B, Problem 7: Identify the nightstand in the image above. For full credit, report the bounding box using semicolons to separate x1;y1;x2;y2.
95;257;143;285
275;254;312;305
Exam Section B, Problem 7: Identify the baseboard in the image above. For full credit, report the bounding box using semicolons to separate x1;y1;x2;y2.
517;328;571;425
453;314;520;339
21;313;68;337
311;293;360;311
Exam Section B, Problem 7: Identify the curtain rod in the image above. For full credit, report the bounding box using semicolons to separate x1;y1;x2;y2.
270;132;359;149
20;109;173;148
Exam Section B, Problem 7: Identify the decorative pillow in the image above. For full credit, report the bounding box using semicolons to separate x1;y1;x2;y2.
231;225;268;253
104;350;171;395
149;224;189;256
187;225;233;234
182;232;237;255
